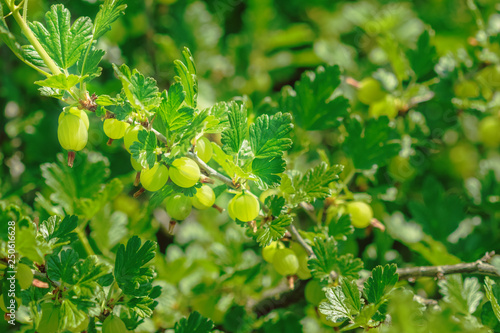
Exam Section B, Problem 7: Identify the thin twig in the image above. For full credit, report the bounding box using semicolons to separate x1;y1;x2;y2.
288;224;314;257
251;252;499;316
397;254;499;280
186;152;238;189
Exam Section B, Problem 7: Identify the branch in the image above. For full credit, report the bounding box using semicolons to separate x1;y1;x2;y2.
251;279;307;317
250;252;499;316
288;224;314;257
397;253;499;280
186;151;238;189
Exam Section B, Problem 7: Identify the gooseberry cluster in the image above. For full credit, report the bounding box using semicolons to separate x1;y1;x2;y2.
356;77;400;119
56;104;265;227
261;241;311;279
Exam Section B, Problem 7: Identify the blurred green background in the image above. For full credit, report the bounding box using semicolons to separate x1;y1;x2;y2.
1;0;500;331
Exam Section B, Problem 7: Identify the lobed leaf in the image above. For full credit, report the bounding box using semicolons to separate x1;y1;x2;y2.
282;65;349;131
29;4;93;69
364;264;398;305
221;102;248;155
256;214;291;247
249;112;293;158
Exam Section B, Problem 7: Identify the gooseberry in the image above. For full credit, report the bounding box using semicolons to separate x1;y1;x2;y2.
195;137;213;163
140;162;169;192
165;193;192;220
228;192;260;222
169;157;201;188
103;118;130;139
191;185;216;210
272;248;299;276
347;201;373;228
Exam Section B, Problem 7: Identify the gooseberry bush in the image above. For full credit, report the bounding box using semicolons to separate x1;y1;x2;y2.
1;0;500;332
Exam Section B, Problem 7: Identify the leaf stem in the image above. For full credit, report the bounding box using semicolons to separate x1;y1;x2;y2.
76;226;95;256
8;1;62;75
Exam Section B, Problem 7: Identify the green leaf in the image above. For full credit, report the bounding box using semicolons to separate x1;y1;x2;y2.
256;215;291;247
408;176;466;243
264;195;286;217
96;95;118;106
221;102;248;155
251;157;286;188
39;215;78;246
113;64;161;113
343;116;400;170
319;286;352;323
438;275;483;315
59;299;87;332
485;277;500;323
249;112;293;158
156;84;194;141
210;143;255;181
283;65;349;130
77;47;105;81
39;87;64;99
90;210;128;252
40;152;111;214
93;0;127;39
407;30;437;80
340;277;363;315
329;214;354;241
21;45;46;67
130;130;158;169
364;264;398;305
340;303;378;332
0;2;22;57
337;254;364;279
126;296;155;318
0;7;46;70
114;236;156;296
35;74;86;90
174;311;214;333
29;4;93;69
174;47;198;108
204;102;229;133
308;237;338;280
382;289;421;333
74;256;112;292
75;178;124;220
173;109;209;150
17;223;52;262
296;162;343;202
47;249;79;284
